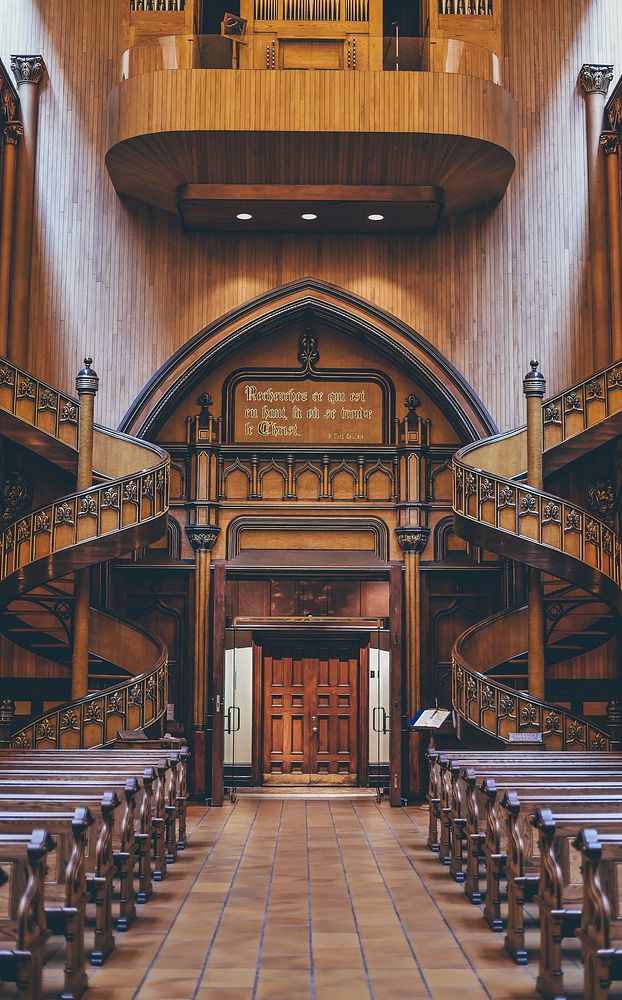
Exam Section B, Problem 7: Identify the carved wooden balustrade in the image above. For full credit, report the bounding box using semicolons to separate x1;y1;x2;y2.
0;355;170;749
217;448;398;502
451;358;622;749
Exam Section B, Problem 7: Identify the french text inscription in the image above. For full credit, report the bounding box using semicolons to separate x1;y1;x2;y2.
234;378;384;444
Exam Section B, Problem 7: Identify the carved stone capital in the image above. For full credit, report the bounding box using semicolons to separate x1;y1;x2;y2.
186;525;220;552
396;526;429;554
2;121;23;146
579;64;614;97
10;55;46;87
600;130;622;156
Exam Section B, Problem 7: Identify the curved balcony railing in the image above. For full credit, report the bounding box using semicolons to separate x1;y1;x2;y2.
0;355;170;749
451;361;622;750
120;34;501;84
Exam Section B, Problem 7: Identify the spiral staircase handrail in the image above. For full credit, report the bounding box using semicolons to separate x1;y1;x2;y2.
451;359;622;750
0;355;171;749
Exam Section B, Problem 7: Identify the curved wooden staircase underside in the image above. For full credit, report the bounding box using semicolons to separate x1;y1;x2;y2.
0;358;170;749
452;361;622;751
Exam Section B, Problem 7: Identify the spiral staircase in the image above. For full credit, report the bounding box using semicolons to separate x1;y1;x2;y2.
452;360;622;751
0;356;170;749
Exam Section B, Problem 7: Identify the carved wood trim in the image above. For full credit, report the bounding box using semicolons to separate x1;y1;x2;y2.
118;278;498;445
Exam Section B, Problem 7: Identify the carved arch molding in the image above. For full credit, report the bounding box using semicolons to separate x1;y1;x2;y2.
119;278;497;443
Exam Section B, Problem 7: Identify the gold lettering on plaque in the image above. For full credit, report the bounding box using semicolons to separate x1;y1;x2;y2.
234;379;384;444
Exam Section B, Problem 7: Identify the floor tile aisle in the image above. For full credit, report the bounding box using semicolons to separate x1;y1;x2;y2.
41;798;600;1000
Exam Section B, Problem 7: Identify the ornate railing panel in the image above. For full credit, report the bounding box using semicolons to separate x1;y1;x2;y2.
0;359;80;449
12;660;167;750
452;657;611;751
453;463;621;593
542;359;622;451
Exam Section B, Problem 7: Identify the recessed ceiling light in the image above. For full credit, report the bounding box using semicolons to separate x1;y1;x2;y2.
301;213;317;220
236;213;253;220
368;213;384;221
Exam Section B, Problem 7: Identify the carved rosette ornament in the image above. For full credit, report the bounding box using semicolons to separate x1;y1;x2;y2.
600;131;622;156
395;526;430;554
10;55;46;87
185;525;221;552
579;64;614;97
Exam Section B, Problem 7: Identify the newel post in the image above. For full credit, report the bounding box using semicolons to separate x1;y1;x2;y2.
71;358;98;701
523;360;546;702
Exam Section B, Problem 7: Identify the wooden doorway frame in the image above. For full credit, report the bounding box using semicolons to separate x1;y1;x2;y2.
251;633;370;787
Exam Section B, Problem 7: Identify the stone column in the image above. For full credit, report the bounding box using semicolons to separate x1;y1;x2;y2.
600;131;622;361
396;526;430;719
71;358;99;701
9;55;45;368
0;117;23;357
185;525;220;796
580;64;614;369
523;360;546;701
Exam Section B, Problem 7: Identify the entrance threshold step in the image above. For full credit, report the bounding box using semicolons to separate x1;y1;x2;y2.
232;786;380;799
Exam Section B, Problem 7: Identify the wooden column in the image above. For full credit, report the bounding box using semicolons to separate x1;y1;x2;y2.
396;527;429;718
396;527;429;800
185;525;220;800
389;562;404;807
523;360;546;702
71;358;98;701
580;64;614;369
600;131;622;361
0;120;23;357
9;55;45;368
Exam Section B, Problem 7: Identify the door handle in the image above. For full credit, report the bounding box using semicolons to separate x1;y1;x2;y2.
312;726;318;734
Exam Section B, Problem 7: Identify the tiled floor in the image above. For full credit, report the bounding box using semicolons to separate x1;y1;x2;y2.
42;798;602;999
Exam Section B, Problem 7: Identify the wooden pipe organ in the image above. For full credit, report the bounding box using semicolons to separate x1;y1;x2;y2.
238;0;382;70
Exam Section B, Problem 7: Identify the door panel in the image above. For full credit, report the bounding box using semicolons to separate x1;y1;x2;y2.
262;640;360;784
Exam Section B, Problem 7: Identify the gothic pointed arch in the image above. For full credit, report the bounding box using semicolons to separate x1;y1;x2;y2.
119;278;497;443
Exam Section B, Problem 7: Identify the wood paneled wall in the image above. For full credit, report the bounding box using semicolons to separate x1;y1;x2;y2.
0;1;621;433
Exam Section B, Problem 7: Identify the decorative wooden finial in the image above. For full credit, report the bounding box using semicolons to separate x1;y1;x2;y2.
76;357;99;396
523;359;546;398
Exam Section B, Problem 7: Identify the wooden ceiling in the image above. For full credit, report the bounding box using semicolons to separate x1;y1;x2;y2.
106;69;516;232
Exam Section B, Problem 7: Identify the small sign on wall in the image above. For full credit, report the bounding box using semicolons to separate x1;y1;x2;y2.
166;703;175;721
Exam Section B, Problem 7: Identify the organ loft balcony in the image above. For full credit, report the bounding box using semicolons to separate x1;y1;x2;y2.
105;0;516;234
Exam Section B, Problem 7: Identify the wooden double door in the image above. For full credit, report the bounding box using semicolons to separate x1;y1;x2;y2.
262;639;364;784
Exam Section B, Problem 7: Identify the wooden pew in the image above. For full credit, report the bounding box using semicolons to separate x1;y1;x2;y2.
426;749;622;854
440;757;622;878
0;753;176;881
0;807;94;1000
0;749;188;858
440;760;622;898
0;829;55;1000
0;776;141;932
574;828;622;1000
531;808;622;1000
501;791;622;964
0;790;120;965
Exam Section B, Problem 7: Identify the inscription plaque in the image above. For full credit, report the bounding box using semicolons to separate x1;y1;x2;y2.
234;378;385;444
